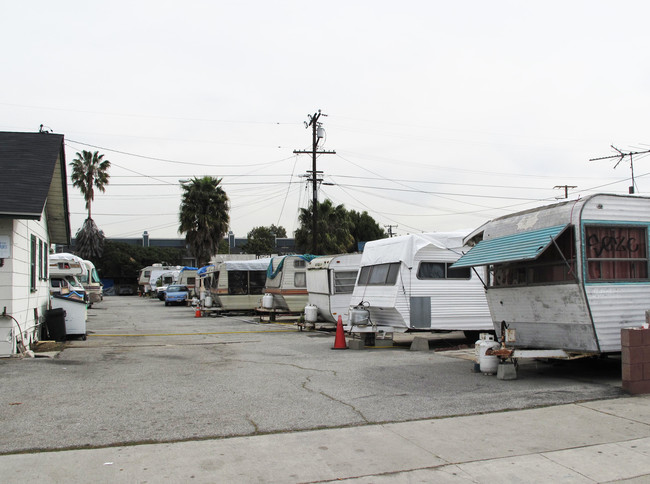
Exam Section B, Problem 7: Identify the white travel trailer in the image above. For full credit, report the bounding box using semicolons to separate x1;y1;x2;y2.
261;255;314;313
305;254;362;325
453;193;650;354
177;266;198;296
204;258;271;311
346;232;492;339
141;264;182;295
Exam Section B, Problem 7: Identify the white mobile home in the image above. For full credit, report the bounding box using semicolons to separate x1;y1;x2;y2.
306;253;362;324
205;258;270;311
261;255;313;313
79;259;103;303
346;232;492;338
453;193;650;354
0;132;71;355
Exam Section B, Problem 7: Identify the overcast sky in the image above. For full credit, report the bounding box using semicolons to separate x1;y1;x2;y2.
3;1;650;241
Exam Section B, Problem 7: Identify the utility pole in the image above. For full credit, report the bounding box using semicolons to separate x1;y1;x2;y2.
590;146;650;194
384;225;398;237
553;185;577;199
293;110;336;254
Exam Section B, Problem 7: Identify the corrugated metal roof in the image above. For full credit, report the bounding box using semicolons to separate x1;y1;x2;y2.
452;224;569;268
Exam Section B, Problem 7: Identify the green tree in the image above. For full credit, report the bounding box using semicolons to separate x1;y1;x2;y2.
348;210;387;250
243;225;287;256
294;199;354;255
269;224;287;238
70;150;111;259
179;176;230;267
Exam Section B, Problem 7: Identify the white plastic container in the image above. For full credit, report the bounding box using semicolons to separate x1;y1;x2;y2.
304;304;318;323
205;296;213;308
262;293;274;309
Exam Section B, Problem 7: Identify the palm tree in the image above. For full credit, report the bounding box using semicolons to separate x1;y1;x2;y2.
70;150;111;259
294;199;354;254
70;150;111;219
179;176;230;267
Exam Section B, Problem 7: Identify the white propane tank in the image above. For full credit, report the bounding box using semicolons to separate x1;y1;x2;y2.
205;296;213;308
478;334;501;374
304;304;318;323
349;307;370;327
262;293;274;309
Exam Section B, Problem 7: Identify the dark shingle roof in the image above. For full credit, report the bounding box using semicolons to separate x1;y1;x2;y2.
0;131;70;243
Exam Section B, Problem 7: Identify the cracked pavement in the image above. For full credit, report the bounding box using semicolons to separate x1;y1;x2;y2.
0;296;624;455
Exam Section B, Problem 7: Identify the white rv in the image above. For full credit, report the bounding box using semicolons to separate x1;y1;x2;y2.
261;255;313;313
205;258;271;311
346;233;492;339
305;254;362;325
49;253;88;303
453;193;650;354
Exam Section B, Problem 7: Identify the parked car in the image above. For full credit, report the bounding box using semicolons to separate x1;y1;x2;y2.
164;285;190;306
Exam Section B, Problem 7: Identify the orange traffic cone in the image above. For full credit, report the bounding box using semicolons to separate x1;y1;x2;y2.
332;315;348;350
195;308;202;318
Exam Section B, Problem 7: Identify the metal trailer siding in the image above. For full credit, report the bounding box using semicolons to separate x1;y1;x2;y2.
487;285;598;352
580;194;650;352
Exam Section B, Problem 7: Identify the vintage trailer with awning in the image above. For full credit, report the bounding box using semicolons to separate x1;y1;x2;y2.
453;193;650;353
346;232;492;339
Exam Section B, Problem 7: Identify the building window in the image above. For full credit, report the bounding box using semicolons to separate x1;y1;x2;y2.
417;262;472;280
585;225;648;282
44;246;48;279
357;263;400;286
30;235;37;291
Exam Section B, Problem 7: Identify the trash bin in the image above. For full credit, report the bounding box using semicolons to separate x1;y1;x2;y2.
45;308;66;341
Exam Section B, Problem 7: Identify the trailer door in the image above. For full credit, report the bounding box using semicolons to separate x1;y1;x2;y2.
410;297;431;329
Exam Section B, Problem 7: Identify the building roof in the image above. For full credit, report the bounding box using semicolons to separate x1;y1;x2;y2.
0;131;71;243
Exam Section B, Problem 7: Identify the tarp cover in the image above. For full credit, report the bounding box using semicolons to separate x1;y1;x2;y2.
360;232;468;267
197;265;213;278
225;257;273;271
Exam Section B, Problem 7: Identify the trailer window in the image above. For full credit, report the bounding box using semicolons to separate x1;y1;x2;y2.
585;225;648;282
294;272;306;287
334;271;358;294
357;263;400;286
249;271;266;294
228;271;248;295
187;277;196;286
417;262;471;279
294;259;306;268
490;226;576;287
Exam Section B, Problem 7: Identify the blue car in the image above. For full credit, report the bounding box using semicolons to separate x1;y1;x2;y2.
164;285;190;306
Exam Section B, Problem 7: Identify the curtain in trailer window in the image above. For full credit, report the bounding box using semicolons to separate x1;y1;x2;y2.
585;226;648;281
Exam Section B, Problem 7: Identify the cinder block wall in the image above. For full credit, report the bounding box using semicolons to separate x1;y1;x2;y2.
621;328;650;394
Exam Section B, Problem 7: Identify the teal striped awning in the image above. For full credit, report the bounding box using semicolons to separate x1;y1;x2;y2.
452;224;569;268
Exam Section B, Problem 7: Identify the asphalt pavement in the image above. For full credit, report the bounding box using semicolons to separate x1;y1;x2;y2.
0;296;643;482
